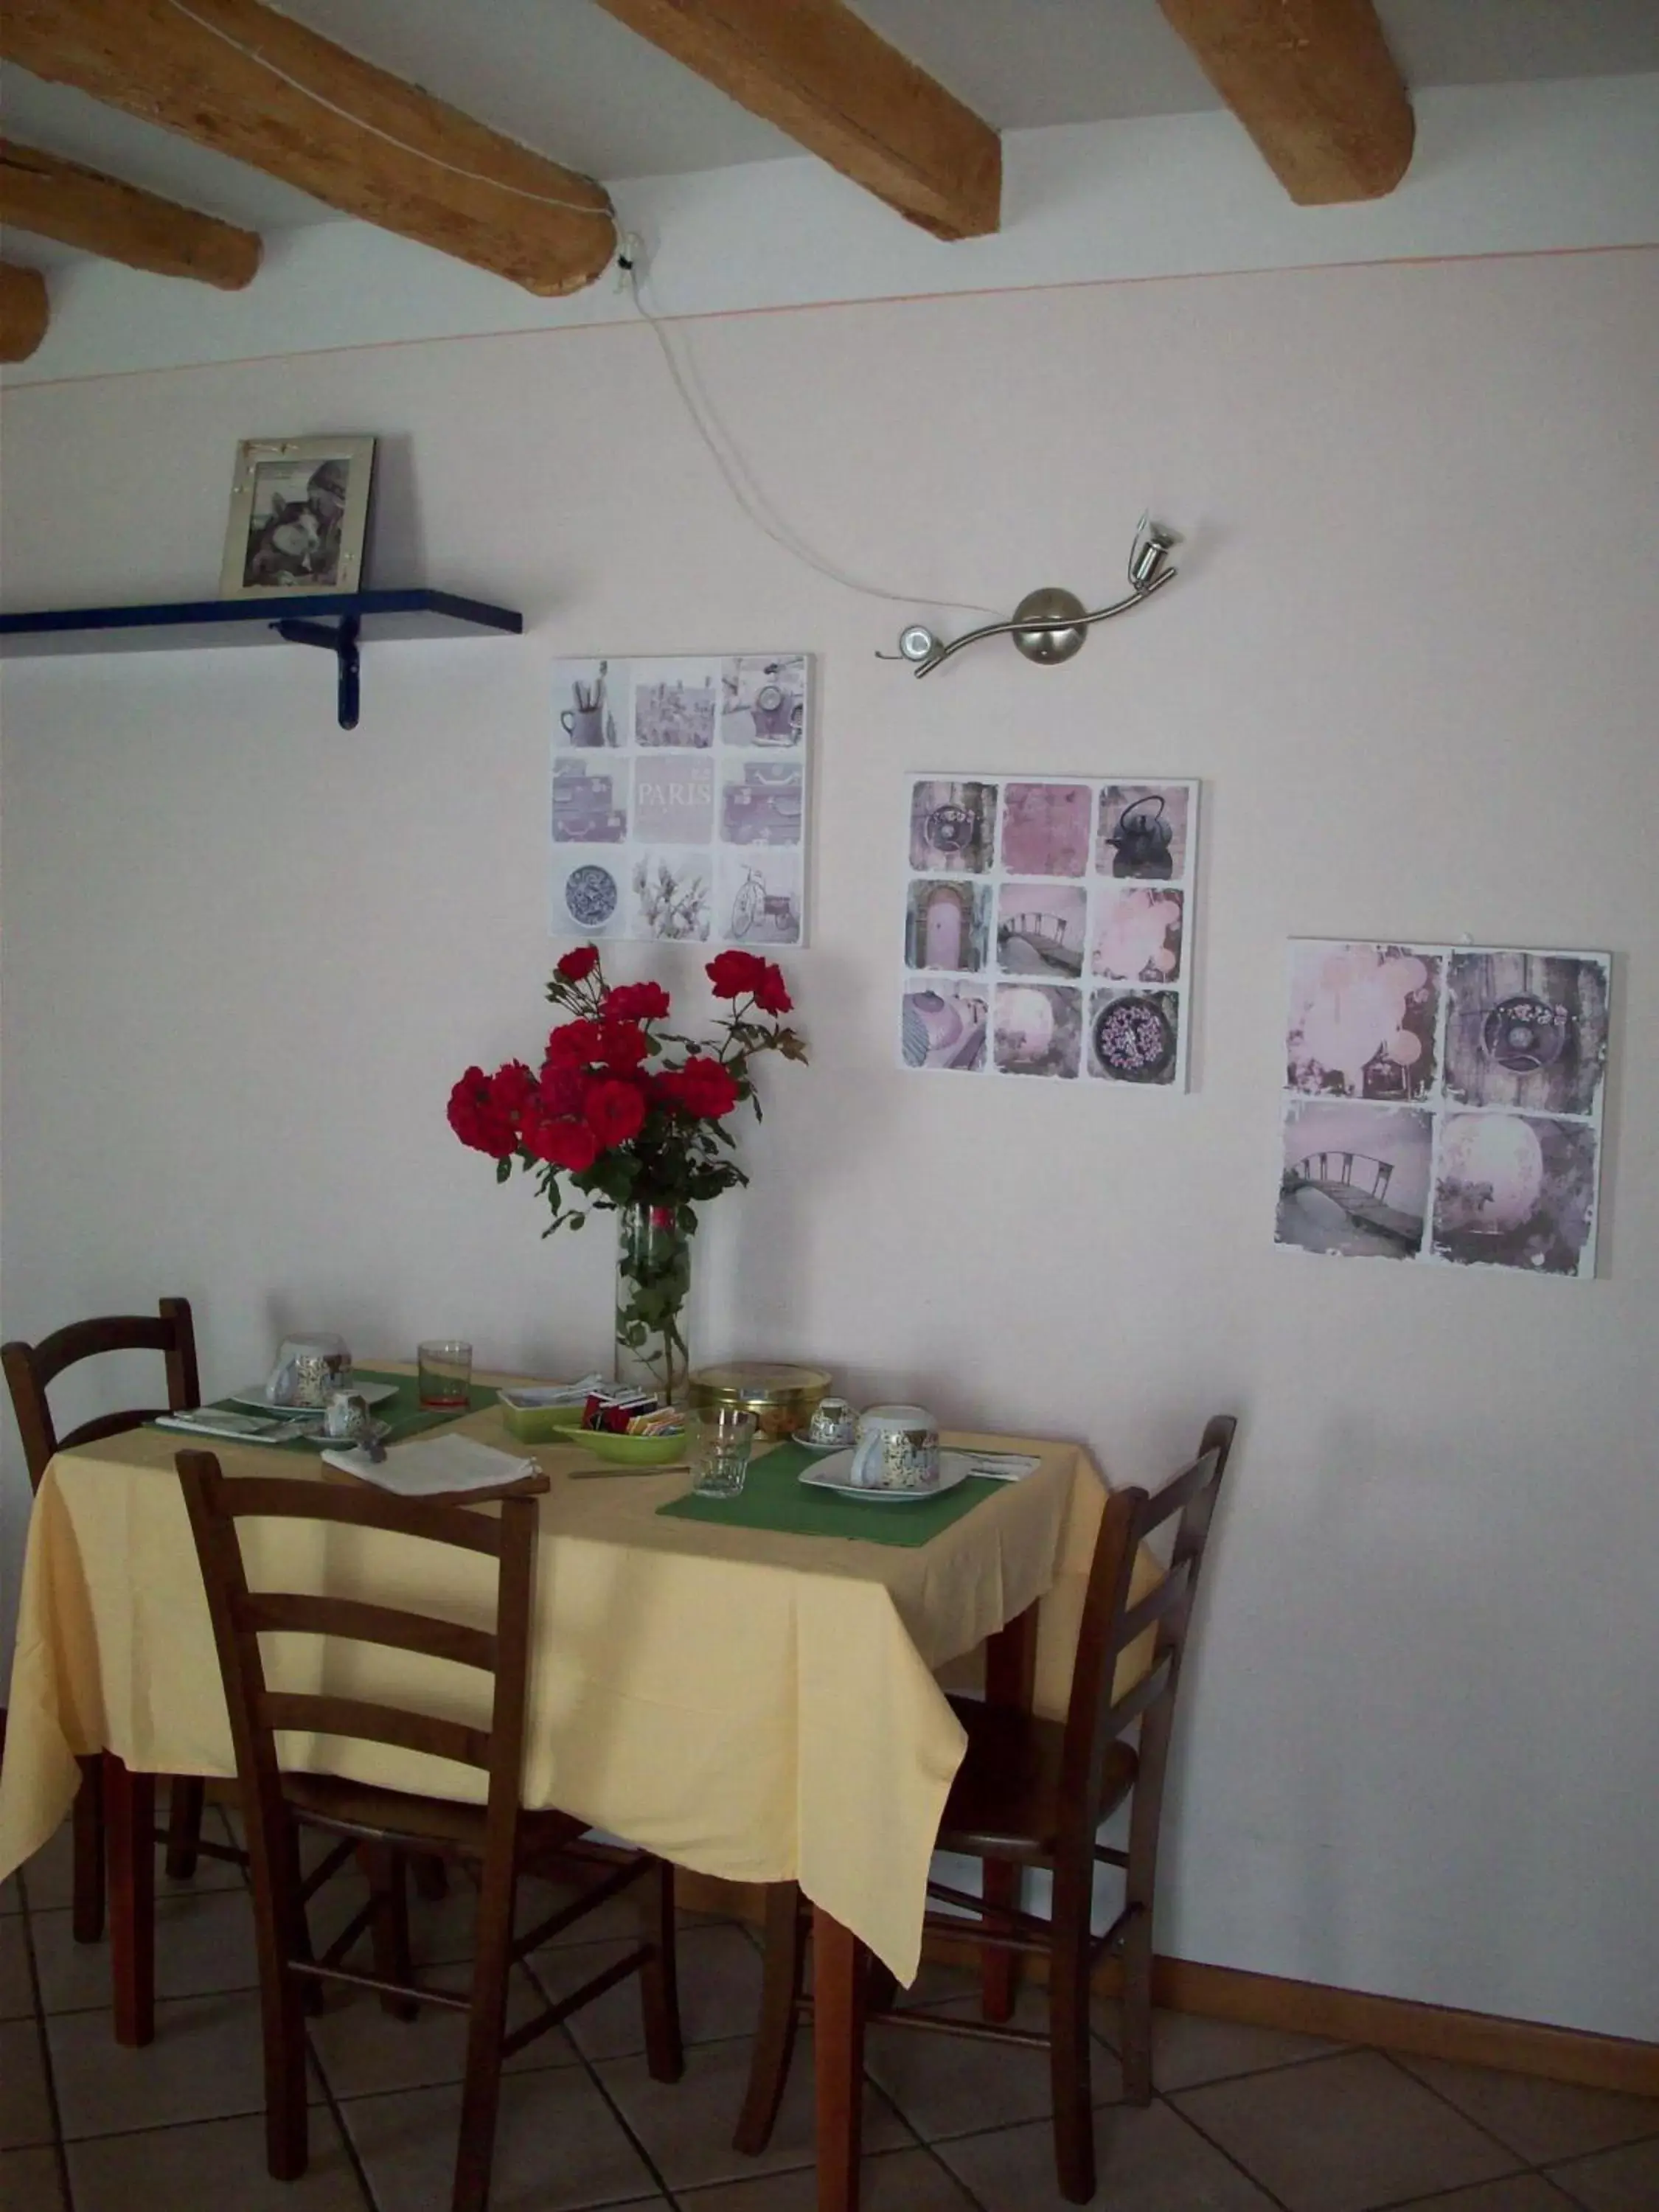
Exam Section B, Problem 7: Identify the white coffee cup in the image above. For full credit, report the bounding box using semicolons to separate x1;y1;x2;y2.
849;1404;940;1491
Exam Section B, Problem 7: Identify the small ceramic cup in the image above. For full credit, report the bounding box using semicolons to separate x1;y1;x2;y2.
323;1389;370;1443
806;1395;857;1449
849;1404;940;1492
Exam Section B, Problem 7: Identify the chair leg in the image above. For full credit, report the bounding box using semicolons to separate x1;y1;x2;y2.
980;1859;1019;2021
453;1851;516;2212
257;1822;310;2180
105;1757;155;2048
732;1881;807;2154
1048;1863;1096;2205
164;1776;206;1880
72;1755;105;1944
638;1857;684;2082
358;1843;418;2021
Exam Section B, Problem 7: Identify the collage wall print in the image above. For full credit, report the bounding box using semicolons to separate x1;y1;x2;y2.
551;654;809;947
1276;942;1610;1276
900;774;1200;1086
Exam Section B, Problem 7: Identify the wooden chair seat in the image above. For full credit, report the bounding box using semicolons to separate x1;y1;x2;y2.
282;1772;587;1863
936;1698;1138;1863
734;1414;1237;2205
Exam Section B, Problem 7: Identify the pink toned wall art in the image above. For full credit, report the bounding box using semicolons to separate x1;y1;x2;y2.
1276;941;1610;1276
900;773;1200;1088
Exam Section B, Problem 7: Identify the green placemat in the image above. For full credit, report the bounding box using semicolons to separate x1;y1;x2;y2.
658;1438;1002;1547
151;1369;496;1455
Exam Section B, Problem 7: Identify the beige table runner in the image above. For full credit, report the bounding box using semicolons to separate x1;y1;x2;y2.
0;1403;1144;1981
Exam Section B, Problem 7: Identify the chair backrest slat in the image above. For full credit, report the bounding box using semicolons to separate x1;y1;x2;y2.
1060;1415;1237;1825
257;1691;492;1771
236;1590;498;1673
2;1297;200;1489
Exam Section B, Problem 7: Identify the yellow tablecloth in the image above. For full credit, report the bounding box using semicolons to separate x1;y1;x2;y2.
0;1405;1144;1981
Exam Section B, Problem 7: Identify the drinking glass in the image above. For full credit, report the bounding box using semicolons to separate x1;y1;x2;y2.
688;1406;755;1498
417;1340;473;1410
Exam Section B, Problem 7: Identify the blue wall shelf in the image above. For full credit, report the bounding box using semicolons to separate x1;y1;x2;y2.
0;588;524;729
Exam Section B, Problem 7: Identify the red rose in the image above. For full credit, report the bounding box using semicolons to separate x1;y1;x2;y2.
596;1018;650;1073
447;1067;517;1158
752;962;792;1016
584;1077;648;1149
600;981;671;1023
707;949;771;1000
658;1054;740;1119
537;1058;591;1117
555;946;599;982
544;1018;604;1068
521;1099;600;1173
487;1060;537;1116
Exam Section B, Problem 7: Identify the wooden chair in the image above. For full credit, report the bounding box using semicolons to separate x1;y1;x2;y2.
734;1414;1237;2205
1;1298;236;1940
175;1452;684;2212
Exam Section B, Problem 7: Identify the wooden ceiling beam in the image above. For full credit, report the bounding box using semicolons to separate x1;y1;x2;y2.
0;0;615;295
0;261;49;360
1157;0;1413;204
591;0;1000;240
0;139;261;287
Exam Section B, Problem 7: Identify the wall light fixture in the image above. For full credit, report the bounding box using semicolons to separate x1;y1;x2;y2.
880;516;1180;678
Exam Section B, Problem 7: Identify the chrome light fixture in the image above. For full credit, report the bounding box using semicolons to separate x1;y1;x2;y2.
882;516;1180;678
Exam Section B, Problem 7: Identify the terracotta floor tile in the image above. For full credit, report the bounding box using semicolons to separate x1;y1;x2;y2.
549;1921;764;2061
939;2101;1280;2211
341;2063;666;2211
46;1988;268;2139
31;1885;260;2015
863;1993;1121;2141
1093;1998;1347;2087
0;2144;67;2212
1398;2055;1659;2165
594;2029;912;2192
66;2107;371;2211
678;2143;981;2210
1383;2177;1586;2212
0;2018;55;2149
1174;2051;1523;2212
307;1962;577;2102
1544;2133;1659;2212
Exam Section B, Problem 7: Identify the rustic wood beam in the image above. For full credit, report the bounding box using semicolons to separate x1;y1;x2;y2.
0;139;260;288
591;0;1000;240
0;261;49;360
0;0;615;295
1157;0;1413;204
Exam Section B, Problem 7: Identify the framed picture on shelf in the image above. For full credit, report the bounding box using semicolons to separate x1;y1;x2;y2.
218;434;376;599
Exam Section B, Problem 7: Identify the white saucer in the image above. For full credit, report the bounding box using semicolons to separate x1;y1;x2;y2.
798;1448;973;1502
795;1433;858;1453
229;1380;398;1416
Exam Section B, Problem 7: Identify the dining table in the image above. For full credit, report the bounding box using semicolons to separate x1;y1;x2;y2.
0;1365;1153;2212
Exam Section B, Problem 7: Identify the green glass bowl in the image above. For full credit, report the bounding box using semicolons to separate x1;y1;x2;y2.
498;1395;586;1444
571;1425;687;1467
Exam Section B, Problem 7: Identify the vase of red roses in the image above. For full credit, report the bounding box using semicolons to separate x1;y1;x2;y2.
447;943;804;1404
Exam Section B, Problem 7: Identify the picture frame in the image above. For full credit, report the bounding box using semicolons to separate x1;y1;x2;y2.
218;434;376;599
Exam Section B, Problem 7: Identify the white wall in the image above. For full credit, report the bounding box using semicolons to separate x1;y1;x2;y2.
2;244;1656;2043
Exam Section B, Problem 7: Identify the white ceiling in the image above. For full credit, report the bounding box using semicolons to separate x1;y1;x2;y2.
3;0;1659;265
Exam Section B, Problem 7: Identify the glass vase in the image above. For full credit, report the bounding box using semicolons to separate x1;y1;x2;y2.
614;1198;696;1405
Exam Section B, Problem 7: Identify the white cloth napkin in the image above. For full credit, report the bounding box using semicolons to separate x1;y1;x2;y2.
955;1450;1042;1482
323;1433;537;1496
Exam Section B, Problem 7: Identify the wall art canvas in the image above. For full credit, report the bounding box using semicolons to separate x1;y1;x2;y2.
552;654;810;945
1276;940;1610;1276
900;773;1200;1088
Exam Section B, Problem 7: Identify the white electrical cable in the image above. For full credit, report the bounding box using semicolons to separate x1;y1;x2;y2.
168;0;1001;619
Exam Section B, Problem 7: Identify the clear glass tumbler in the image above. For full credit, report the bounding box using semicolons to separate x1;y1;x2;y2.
417;1340;473;1410
688;1406;756;1498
